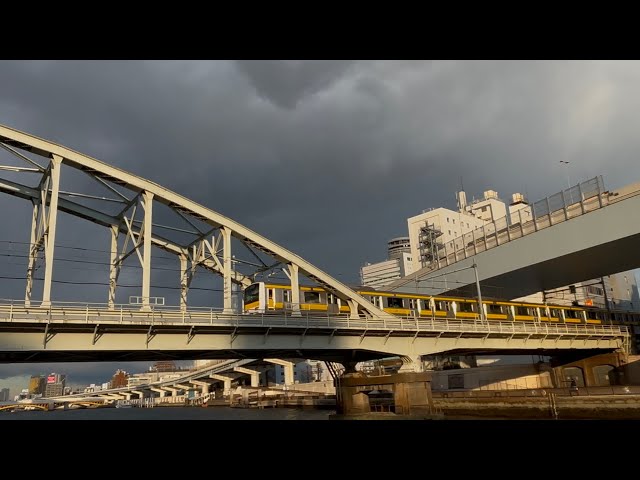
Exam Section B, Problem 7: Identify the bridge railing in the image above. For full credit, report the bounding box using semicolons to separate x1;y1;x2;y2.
0;298;628;339
418;176;625;274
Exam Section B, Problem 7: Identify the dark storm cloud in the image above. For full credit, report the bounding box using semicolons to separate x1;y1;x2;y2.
2;60;640;385
235;60;358;109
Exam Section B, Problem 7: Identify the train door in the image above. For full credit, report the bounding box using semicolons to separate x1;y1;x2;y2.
433;299;451;318
267;288;275;309
326;292;339;314
480;302;488;321
559;309;566;323
429;297;436;318
534;307;541;323
337;297;347;313
408;298;419;317
451;301;458;318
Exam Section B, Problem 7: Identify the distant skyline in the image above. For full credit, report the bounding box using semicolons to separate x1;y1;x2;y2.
2;60;640;392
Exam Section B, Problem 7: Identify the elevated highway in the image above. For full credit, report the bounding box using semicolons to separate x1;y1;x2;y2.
389;178;640;299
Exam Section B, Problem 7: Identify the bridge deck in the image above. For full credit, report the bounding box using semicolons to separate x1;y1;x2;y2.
0;301;628;339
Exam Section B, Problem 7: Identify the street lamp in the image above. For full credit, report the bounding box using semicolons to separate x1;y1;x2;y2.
559;160;571;188
559;160;573;205
472;263;485;323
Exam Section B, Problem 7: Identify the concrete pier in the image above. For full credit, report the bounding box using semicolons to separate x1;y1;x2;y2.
333;371;441;419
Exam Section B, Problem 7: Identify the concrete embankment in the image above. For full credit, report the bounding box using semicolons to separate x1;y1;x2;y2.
433;392;640;419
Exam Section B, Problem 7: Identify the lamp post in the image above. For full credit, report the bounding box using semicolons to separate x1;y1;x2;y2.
472;263;485;323
560;160;573;205
559;160;571;188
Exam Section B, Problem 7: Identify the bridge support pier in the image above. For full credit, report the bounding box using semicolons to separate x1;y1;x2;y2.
398;355;424;373
550;351;628;387
131;390;145;399
234;366;261;387
190;380;210;395
265;358;295;386
150;387;167;398
334;371;436;418
163;387;180;397
210;374;234;397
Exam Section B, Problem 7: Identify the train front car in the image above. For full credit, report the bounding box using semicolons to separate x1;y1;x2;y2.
243;282;265;313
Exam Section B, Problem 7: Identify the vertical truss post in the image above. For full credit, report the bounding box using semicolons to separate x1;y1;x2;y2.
25;200;40;307
41;155;63;307
221;226;232;313
108;224;119;309
288;263;301;316
141;191;154;311
180;253;189;311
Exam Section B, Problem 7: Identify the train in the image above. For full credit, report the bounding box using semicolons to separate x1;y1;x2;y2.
242;281;640;326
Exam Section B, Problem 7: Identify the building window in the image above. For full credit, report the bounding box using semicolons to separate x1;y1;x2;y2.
447;217;450;223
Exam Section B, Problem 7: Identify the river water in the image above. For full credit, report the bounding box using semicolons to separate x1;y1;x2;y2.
0;406;335;420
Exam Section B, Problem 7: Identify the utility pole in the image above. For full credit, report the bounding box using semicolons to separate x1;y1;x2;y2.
601;276;611;313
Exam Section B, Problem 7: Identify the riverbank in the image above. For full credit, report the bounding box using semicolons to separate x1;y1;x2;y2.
433;393;640;419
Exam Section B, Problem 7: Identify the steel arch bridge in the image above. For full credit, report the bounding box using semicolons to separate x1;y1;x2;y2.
0;123;393;319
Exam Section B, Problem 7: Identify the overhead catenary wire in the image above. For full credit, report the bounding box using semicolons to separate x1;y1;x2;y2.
0;239;267;270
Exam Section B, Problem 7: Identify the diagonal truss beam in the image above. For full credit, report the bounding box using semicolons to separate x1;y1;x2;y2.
0;125;392;318
0;176;254;290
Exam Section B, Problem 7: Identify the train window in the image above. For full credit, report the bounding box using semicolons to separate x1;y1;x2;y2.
243;284;260;304
586;310;599;320
436;301;451;311
387;297;404;308
458;302;474;313
565;310;578;319
304;291;321;304
487;304;503;314
408;299;416;310
515;306;530;316
284;290;292;303
549;309;560;318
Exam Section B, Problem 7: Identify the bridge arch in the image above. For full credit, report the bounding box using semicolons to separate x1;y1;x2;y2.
0;124;392;319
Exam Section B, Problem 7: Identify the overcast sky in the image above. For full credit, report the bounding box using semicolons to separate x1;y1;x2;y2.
1;60;640;396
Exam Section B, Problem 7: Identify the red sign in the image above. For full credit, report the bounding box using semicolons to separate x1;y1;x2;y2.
47;375;56;384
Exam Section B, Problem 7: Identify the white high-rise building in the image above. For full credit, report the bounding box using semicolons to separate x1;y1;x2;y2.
361;237;416;288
